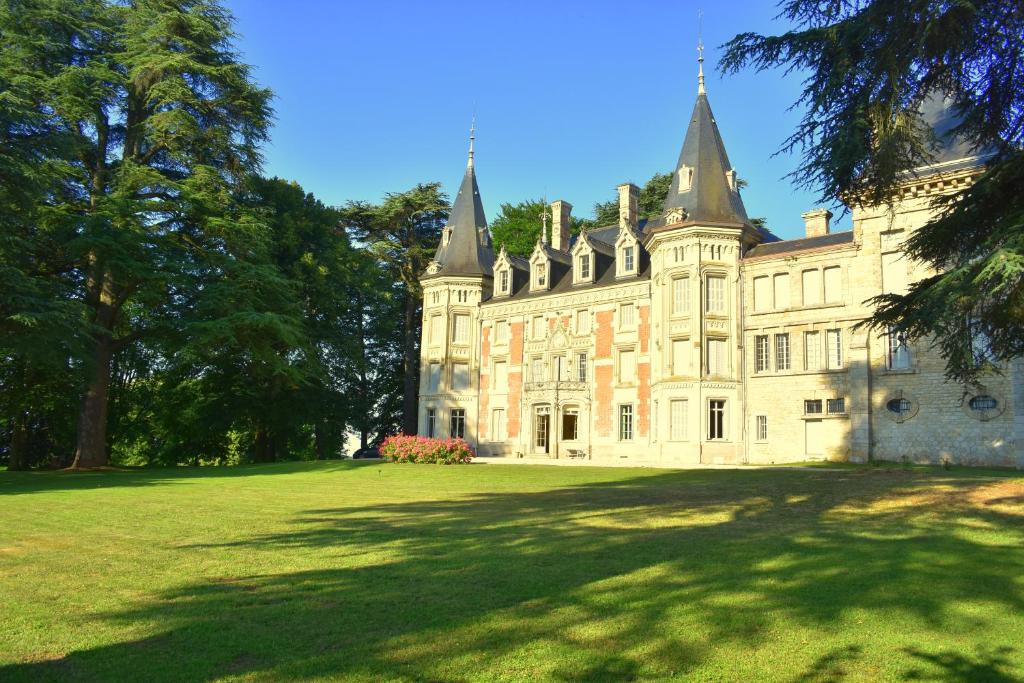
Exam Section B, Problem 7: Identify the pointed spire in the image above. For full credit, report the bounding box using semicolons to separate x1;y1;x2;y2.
697;11;706;95
430;124;494;278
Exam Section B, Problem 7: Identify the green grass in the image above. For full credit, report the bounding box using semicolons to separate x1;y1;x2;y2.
1;461;1023;682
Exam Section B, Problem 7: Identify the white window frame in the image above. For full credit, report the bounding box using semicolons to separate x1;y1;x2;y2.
450;409;466;440
669;399;688;441
756;415;767;442
452;314;469;345
804;331;821;371
887;327;911;370
826;329;843;369
708;399;726;440
706;275;726;314
619;302;636;329
672;276;690;316
494;320;508;345
618;404;634;441
754;335;769;373
578;253;590;280
490;409;506;441
576;352;587;382
426;408;436;438
774;333;791;371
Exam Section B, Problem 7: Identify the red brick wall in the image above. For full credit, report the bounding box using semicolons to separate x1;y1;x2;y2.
595;365;613;437
478;325;490;440
507;321;524;437
595;310;613;359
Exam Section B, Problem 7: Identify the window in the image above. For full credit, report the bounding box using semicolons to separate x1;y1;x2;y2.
492;361;508;392
618;404;634;441
826;329;843;369
620;302;635;328
450;409;466;439
672;338;689;375
618;348;636;383
562;407;579;441
773;273;790;309
753;276;770;312
706;275;726;313
577;352;587;382
775;333;791;371
451;363;470;391
499;269;509;293
881;251;908;295
707;338;727;375
531;357;544;381
578;254;590;279
756;415;767;441
491;409;506;441
452;314;469;344
670;399;687;441
532;315;544;339
576;309;590;334
887;398;912;415
428;363;441;392
804;331;821;371
969;395;998;411
887;327;911;370
827;398;846;414
823;266;842;303
426;408;436;438
802;269;822;306
494;320;508;344
429;315;442;344
623;246;635;272
708;400;726;440
754;335;770;373
672;277;690;315
804;399;823;415
536;263;547;287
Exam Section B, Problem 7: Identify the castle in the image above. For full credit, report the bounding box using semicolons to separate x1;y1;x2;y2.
417;58;1022;467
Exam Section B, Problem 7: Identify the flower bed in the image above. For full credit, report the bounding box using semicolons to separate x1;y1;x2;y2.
377;435;474;464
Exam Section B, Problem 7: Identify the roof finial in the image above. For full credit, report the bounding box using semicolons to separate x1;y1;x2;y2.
697;10;705;94
467;113;475;169
540;195;551;245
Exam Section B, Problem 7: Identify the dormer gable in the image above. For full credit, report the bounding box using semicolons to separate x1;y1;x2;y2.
614;224;642;279
492;244;529;297
529;240;552;292
570;234;596;285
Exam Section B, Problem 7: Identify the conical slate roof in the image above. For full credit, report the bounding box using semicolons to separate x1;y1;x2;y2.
432;150;494;277
663;91;750;226
919;91;991;166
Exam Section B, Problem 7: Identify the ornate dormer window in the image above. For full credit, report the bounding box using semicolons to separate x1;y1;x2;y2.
570;236;596;286
529;242;552;292
615;226;640;279
677;165;693;192
578;254;590;280
666;207;687;225
498;268;509;294
536;263;546;288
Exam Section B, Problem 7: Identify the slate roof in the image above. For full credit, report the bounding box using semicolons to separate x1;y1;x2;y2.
429;154;494;278
744;230;854;259
663;92;750;226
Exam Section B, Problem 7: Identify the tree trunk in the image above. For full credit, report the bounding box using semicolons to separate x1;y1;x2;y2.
8;413;29;471
253;428;273;463
72;333;114;469
314;421;326;460
401;292;419;435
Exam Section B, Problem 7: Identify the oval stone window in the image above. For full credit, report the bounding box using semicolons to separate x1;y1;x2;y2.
887;398;912;414
969;395;998;411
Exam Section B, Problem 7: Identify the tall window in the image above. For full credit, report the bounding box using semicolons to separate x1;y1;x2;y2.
492;360;508;392
531;357;544;381
887;327;911;369
623;246;635;272
802;269;822;306
450;409;466;439
451;363;469;391
708;400;726;440
618;404;634;441
773;273;790;309
577;352;587;382
775;333;791;371
707;339;727;375
753;276;770;312
670;399;687;441
619;302;635;328
823;266;842;303
706;275;726;313
536;263;547;287
428;363;441;392
578;254;591;279
426;408;436;438
499;269;509;293
494;320;508;344
562;407;579;441
532;315;544;339
576;309;590;334
756;415;767;441
491;409;506;441
618;348;636;383
430;315;442;344
672;338;689;375
754;335;769;373
672;277;690;315
826;329;843;369
804;331;821;371
452;314;469;344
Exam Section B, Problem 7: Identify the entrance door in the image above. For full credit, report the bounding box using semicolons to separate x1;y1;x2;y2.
534;409;550;455
805;419;824;458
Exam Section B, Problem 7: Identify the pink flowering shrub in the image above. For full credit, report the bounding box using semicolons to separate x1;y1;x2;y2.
377;435;474;464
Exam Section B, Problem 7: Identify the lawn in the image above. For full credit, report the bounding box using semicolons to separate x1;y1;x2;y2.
1;461;1022;682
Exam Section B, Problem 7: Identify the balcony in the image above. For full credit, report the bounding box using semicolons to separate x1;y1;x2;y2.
524;380;589;393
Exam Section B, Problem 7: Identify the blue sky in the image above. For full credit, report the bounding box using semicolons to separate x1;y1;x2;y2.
225;0;846;240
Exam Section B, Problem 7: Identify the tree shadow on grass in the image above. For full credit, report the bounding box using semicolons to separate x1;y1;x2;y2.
2;468;1022;681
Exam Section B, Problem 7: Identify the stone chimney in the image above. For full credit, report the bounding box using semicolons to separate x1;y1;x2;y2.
551;200;572;252
801;208;832;237
617;183;639;229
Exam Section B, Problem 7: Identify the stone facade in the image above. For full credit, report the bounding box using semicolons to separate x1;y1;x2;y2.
417;84;1022;469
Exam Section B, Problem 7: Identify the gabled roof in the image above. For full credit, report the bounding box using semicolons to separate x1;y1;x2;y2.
663;91;750;226
430;144;494;278
744;230;854;259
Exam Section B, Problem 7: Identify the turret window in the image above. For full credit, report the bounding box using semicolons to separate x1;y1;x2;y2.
452;314;469;344
706;275;726;313
671;277;690;315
